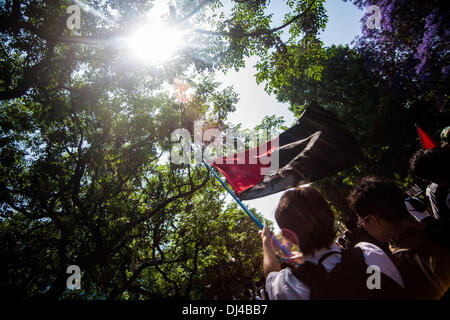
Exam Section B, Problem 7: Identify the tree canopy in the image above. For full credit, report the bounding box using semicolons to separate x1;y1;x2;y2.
0;0;448;300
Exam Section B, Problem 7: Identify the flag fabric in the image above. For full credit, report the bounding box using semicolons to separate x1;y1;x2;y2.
210;102;363;200
416;124;440;150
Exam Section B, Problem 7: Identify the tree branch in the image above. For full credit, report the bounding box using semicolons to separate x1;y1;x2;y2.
194;0;318;38
176;0;216;25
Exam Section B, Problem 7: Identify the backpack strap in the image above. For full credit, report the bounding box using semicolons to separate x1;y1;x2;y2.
293;247;407;299
318;251;342;266
341;247;366;268
291;260;329;299
291;247;368;299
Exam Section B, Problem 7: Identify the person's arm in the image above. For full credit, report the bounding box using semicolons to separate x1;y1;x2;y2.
259;226;281;277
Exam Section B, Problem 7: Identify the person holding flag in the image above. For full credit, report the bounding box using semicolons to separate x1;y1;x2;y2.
410;147;450;220
410;125;449;220
259;185;406;300
205;102;404;299
408;125;450;250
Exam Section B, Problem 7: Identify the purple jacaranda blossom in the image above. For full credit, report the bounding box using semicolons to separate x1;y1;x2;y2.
343;0;448;109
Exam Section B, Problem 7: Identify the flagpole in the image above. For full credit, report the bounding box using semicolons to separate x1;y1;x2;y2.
415;123;424;150
203;159;264;229
203;160;294;258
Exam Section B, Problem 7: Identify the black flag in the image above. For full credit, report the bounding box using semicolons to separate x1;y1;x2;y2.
211;102;363;200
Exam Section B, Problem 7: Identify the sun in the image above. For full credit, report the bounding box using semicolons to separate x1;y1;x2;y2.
125;21;186;65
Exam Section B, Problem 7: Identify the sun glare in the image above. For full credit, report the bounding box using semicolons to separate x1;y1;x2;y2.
126;22;186;65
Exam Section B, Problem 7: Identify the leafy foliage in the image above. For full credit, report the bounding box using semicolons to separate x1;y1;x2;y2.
344;0;449;110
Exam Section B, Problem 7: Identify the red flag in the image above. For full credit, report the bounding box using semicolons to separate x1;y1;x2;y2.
416;125;439;150
211;139;276;196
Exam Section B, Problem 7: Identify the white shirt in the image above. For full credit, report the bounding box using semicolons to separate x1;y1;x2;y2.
426;184;440;219
426;183;450;219
265;242;404;300
405;200;431;222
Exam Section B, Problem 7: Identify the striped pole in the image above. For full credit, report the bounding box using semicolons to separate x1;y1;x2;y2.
415;124;424;150
203;160;294;258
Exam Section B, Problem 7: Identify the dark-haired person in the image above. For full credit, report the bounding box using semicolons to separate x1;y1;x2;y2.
259;186;405;300
348;176;450;299
409;147;450;219
336;217;391;254
409;147;450;249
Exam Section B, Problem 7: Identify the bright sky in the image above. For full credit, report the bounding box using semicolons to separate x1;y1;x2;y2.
215;0;364;226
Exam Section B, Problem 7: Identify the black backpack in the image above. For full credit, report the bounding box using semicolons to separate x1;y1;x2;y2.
290;247;406;300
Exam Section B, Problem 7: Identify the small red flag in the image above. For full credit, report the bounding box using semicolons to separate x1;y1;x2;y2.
416;125;439;150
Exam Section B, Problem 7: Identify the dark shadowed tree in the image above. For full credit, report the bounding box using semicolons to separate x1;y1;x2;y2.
269;44;449;224
0;0;271;299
